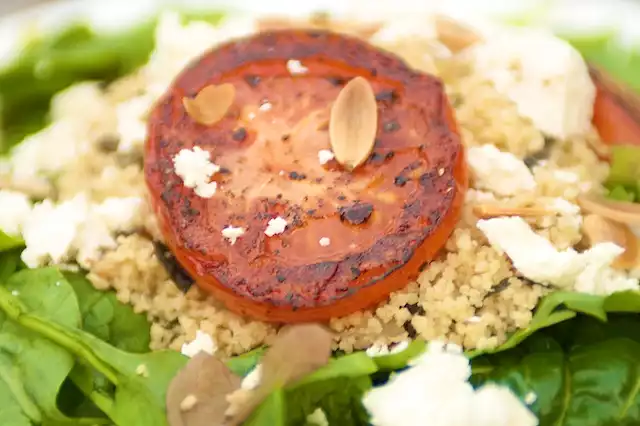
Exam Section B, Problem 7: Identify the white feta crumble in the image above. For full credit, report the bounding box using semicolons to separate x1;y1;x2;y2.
544;197;581;216
286;59;309;75
0;190;32;236
173;146;220;198
115;95;154;152
181;330;217;358
477;217;639;294
241;364;262;390
19;195;144;268
363;340;538;426
318;149;335;165
222;226;246;245
467;145;536;196
264;216;288;237
21;195;90;268
319;237;331;247
471;27;595;139
306;407;329;426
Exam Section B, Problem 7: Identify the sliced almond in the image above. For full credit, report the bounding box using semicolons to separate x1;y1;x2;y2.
329;77;378;171
582;214;640;269
183;84;235;126
473;204;552;220
434;15;481;53
577;193;640;225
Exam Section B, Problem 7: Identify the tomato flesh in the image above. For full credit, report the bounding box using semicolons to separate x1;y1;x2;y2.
145;30;467;322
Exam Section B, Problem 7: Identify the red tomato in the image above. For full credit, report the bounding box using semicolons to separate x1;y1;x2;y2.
144;30;467;322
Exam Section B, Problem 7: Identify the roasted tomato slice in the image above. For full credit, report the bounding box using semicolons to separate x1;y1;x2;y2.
145;30;467;323
591;67;640;148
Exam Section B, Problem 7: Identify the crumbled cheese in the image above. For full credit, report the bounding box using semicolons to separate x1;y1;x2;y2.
115;95;154;152
318;149;335;165
181;330;217;358
471;27;595;139
92;197;143;232
553;169;580;183
259;102;272;112
180;394;198;411
544;197;581;216
222;226;246;245
319;237;331;247
390;341;409;354
286;59;309;75
363;340;538;426
135;364;149;377
19;195;144;268
477;217;639;294
21;195;90;268
173;146;220;198
264;217;288;237
241;364;262;390
0;190;32;236
306;408;329;426
467;145;536;196
146;12;256;98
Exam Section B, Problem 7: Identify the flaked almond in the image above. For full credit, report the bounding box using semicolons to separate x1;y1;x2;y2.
434;15;481;53
329;77;378;170
473;204;552;220
577;193;640;225
183;84;235;126
582;214;640;269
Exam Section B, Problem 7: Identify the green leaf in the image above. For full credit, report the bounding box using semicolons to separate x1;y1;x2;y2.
473;317;640;426
62;272;150;353
0;280;188;426
608;185;636;202
605;146;640;199
0;230;24;252
0;249;22;283
226;347;266;377
244;389;286;426
0;374;33;426
370;340;427;371
0;268;102;424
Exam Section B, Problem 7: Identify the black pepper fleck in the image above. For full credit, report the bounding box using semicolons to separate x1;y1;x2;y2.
394;175;408;187
326;76;346;86
289;171;306;180
276;274;286;283
244;75;261;87
337;195;347;201
232;127;247;142
153;243;194;293
350;266;361;278
281;134;290;142
219;167;231;175
375;90;396;102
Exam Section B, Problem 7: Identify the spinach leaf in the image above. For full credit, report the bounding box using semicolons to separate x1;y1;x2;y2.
0;281;187;426
62;271;150;353
244;389;286;426
0;249;22;282
226;346;266;377
0;268;103;424
472;317;640;426
0;230;24;252
369;340;427;371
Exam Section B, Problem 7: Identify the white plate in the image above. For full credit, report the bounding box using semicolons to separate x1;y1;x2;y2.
1;0;640;67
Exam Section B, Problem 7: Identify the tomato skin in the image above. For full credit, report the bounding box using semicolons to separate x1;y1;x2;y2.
591;69;640;149
145;30;467;323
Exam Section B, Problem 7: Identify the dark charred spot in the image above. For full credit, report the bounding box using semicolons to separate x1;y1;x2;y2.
337;195;347;201
394;175;408;187
97;134;120;152
276;273;286;283
154;242;194;293
371;68;378;77
244;75;261;87
350;266;361;279
306;209;317;216
405;303;426;315
419;171;437;188
326;76;346;86
383;120;401;133
404;321;418;339
385;151;395;160
368;152;385;164
219;167;231;175
339;202;374;225
289;171;306;180
375;90;397;102
232;127;247;142
418;261;429;272
281;134;290;142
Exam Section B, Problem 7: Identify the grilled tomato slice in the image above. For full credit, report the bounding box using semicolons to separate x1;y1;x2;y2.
145;30;467;322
